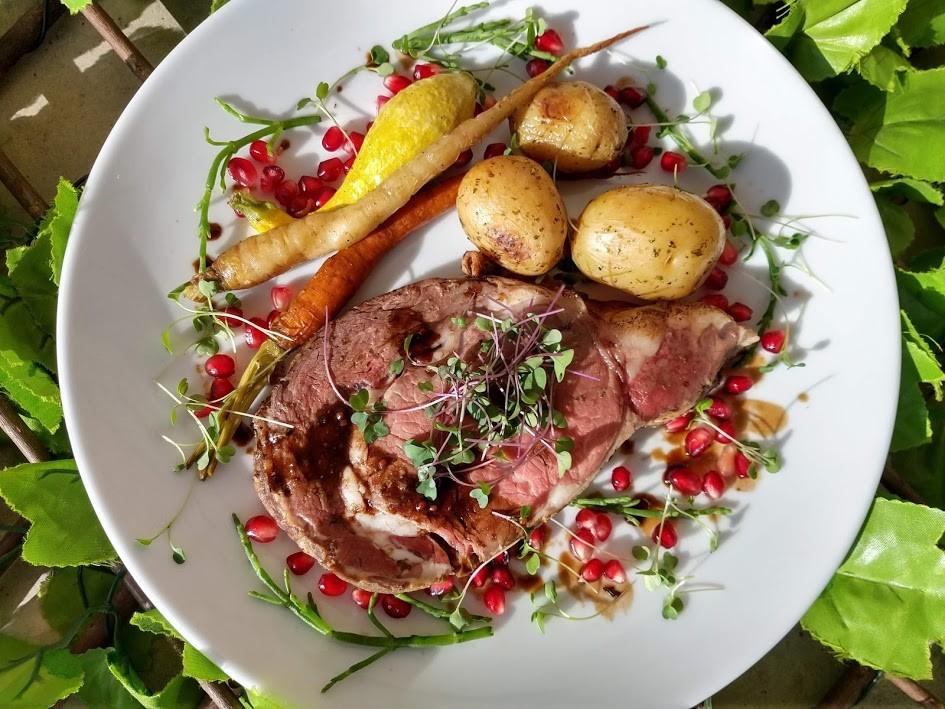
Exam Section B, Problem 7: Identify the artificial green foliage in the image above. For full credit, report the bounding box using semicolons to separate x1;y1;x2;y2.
106;650;202;709
857;44;912;91
0;634;83;708
39;567;117;635
76;649;143;709
60;0;93;13
131;610;228;682
896;0;945;48
802;499;945;679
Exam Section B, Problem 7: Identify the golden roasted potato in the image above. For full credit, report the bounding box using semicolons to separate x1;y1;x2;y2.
571;184;725;300
510;81;628;174
456;156;568;276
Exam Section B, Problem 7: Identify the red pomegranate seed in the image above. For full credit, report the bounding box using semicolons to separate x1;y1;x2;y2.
660;151;687;174
345;131;365;155
604;84;620;100
720;240;739;265
665;412;693;433
287;194;314;219
715;420;737;444
528;524;547;550
491;566;515;590
483;585;506;615
195;405;212;418
383;74;412;94
581;558;604;582
454;149;473;168
318;572;348;597
471;566;489;588
668;465;702;496
376;94;391;112
205;354;235;378
569;528;595;562
611;465;632;491
274;179;299;208
413;63;442;80
735;451;752;478
628;145;655;170
266;309;280;329
286;551;315;575
728;302;753;322
321;126;344;151
227;157;258;188
707;397;732;420
298;175;323;195
704;184;733;212
314;187;336;209
484;142;506;159
685;427;714;457
618;86;646;108
722;214;733;230
630;125;651;147
705;267;728;290
653;521;678;549
219;306;244;329
245;515;278;543
249;139;275;164
245;317;269;349
270;286;292;311
381;594;411;618
352;588;373;609
701;293;730;310
317;157;344;183
343;155;355;173
604;559;627;583
724;374;754;394
260;164;285;193
427;578;454;597
761;330;786;354
575;508;596;530
526;58;550;77
210;377;234;401
703;470;725;499
593;513;613;542
535;28;565;55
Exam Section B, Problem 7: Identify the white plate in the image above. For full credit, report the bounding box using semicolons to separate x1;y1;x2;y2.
58;0;899;706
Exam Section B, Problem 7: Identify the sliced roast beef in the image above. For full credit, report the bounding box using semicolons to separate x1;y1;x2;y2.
254;277;755;593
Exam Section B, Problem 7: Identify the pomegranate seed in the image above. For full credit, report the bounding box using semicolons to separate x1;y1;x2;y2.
266;309;280;329
383;74;412;94
343;155;355;173
761;330;786;354
249;139;275;164
618;86;646;108
707;397;732;420
720;240;739;265
204;354;235;378
701;293;729;310
612;465;632;491
735;451;752;478
728;302;753;322
269;285;292;311
705;267;728;290
298;175;323;195
260;164;285;193
526;58;550;77
219;306;244;329
628;145;655;169
724;374;754;394
245;515;278;543
704;184;733;212
287;194;314;218
322;126;344;151
665;412;693;433
344;131;365;155
653;521;678;549
209;377;234;401
471;566;489;588
227;157;258;188
413;63;442;80
535;28;565;55
427;578;454;597
381;594;411;618
703;470;725;499
352;588;373;609
604;85;620;100
274;179;299;208
575;508;596;530
314;187;336;209
491;566;515;590
715;420;737;444
630;125;651;147
581;558;604;582
722;214;732;230
454;149;473;168
286;551;315;575
593;513;613;542
245;317;269;349
317;157;344;183
318;572;348;597
484;142;506;159
483;585;506;615
604;559;627;583
685;427;714;457
668;465;702;496
528;525;548;550
495;550;511;567
660;151;687;174
376;94;391;112
195;406;212;418
570;528;595;562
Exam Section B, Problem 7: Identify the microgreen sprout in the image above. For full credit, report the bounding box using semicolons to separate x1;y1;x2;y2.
689;398;782;477
530;580;601;633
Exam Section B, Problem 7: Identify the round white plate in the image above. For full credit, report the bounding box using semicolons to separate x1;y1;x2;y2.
58;0;899;706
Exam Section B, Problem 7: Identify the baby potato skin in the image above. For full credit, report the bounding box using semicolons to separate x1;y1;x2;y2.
572;184;726;300
456;156;568;276
510;81;628;174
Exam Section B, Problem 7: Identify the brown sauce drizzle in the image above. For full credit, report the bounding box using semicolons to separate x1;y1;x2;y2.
557;551;632;619
208;222;223;240
798;392;809;402
289;403;351;485
233;423;254;447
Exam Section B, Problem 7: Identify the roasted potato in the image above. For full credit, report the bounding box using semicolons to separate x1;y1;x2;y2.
456;156;567;276
571;184;725;300
510;81;628;174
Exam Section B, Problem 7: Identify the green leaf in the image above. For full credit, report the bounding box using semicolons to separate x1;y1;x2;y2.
875;194;915;255
893;348;931;451
388;358;404;376
40;567;116;634
857;44;913;91
871;178;944;205
130;610;229;683
0;634;83;708
45;179;78;286
7;231;57;337
802;498;945;679
0;459;116;566
656;54;667;69
0;299;57;374
348;388;369;411
469;487;488;509
0;349;61;432
525;553;540;575
838;69;945;182
692;90;712;113
897;0;945;48
760;199;780;217
902;310;944;399
894;402;945;509
897;263;945;344
766;0;909;81
106;649;202;709
315;82;330;100
60;0;93;13
76;648;141;709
